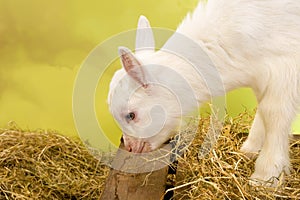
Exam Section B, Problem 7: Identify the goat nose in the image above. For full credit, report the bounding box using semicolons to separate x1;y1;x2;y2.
121;135;131;152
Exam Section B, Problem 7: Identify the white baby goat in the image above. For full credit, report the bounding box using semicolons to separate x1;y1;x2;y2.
108;0;300;185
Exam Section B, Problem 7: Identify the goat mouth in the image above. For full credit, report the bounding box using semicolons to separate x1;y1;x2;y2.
135;142;145;153
134;141;152;153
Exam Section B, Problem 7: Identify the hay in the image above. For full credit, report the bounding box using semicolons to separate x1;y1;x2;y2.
170;111;300;200
0;111;299;199
0;122;109;200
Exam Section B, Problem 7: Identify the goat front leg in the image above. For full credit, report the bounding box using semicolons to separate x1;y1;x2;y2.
250;91;294;186
240;109;265;159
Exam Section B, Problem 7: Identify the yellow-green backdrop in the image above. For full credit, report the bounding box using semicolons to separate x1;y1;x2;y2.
1;0;299;143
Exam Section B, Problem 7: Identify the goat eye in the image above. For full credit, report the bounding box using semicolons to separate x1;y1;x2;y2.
125;112;135;122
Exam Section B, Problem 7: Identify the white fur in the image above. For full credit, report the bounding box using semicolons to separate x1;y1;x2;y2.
108;0;300;185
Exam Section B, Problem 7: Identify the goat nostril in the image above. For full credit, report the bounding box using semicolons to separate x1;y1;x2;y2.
125;145;132;152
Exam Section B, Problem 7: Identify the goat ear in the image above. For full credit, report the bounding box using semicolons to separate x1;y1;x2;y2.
118;46;148;88
135;15;155;53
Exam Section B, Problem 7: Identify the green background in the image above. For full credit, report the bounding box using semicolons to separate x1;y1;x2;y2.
0;0;298;144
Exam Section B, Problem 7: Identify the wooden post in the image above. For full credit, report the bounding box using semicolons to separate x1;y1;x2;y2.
100;142;172;200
